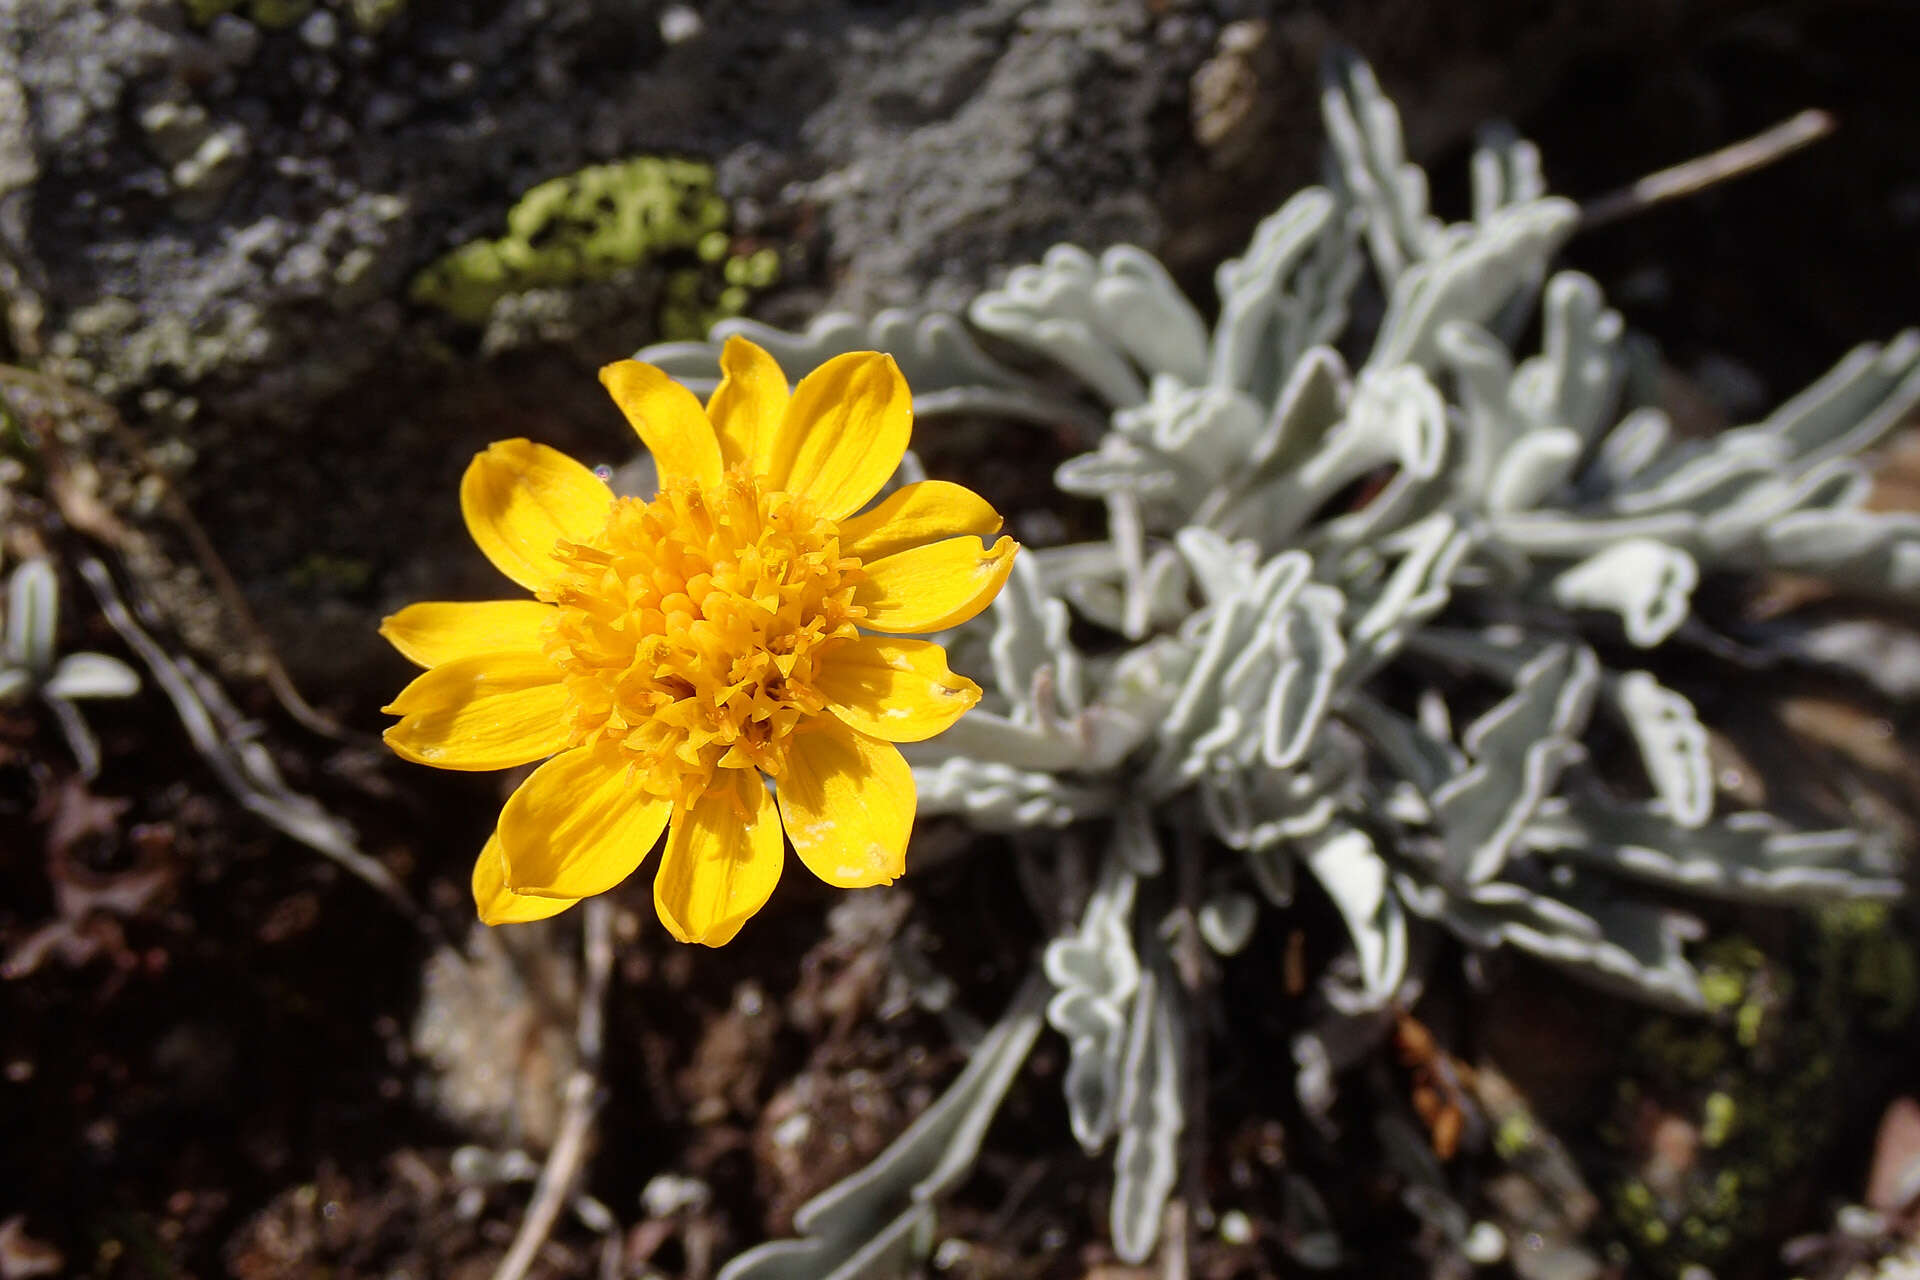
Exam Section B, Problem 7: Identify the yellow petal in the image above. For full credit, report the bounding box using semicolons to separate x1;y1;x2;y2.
706;335;790;475
600;359;724;487
499;748;671;899
461;439;612;592
382;652;572;771
654;771;784;946
820;636;981;742
764;351;911;520
775;719;912;888
380;600;555;668
853;535;1019;634
473;833;578;925
839;481;1003;563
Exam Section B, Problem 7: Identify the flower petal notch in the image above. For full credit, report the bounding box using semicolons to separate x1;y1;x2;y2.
473;834;578;925
855;535;1020;634
839;480;1003;563
384;339;1015;942
819;637;981;742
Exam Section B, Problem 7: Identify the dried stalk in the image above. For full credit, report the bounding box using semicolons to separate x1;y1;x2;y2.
491;898;615;1280
78;556;418;918
1581;108;1835;229
0;363;343;738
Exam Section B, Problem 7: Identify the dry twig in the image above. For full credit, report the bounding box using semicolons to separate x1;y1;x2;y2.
0;362;343;738
78;556;419;919
492;898;615;1280
1581;108;1835;230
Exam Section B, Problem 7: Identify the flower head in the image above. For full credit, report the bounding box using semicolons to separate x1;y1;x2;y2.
382;338;1017;943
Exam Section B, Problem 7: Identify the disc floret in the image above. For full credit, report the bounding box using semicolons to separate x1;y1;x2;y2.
545;469;864;808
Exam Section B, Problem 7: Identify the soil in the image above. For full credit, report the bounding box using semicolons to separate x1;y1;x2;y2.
6;7;1920;1280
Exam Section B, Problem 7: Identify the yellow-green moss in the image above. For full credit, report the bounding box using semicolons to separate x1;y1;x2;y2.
346;0;405;32
1493;1111;1534;1161
183;0;311;28
408;156;776;336
1605;936;1817;1272
1699;1091;1736;1149
1603;908;1917;1277
1818;901;1918;1033
286;553;373;594
0;395;29;460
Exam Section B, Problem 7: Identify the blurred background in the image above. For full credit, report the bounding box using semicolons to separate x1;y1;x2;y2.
2;1;1919;1276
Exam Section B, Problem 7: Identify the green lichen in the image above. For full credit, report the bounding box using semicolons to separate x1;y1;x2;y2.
183;0;311;28
346;0;405;32
1493;1111;1534;1161
725;246;781;289
286;553;373;594
1699;1092;1736;1149
1817;900;1918;1033
659;267;742;344
1603;908;1917;1276
0;395;30;461
409;156;775;336
1697;961;1748;1015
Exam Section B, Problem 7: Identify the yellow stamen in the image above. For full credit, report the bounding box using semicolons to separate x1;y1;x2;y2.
543;468;865;809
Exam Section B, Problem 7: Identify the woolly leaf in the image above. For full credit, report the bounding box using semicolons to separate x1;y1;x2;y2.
1530;799;1902;904
1607;672;1712;827
988;555;1084;718
1044;861;1139;1150
719;982;1045;1280
1211;188;1361;402
1509;271;1624;444
970;246;1147;408
912;757;1111;829
1090;246;1211;384
1301;824;1407;1002
1431;644;1599;884
44;652;141;701
6;558;58;676
1109;967;1183;1264
1398;871;1705;1010
1261;584;1347;769
1366;199;1580;373
1762;510;1920;593
1198;889;1259;955
1548;538;1698;647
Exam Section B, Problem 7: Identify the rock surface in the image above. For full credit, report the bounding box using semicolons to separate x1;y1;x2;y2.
0;0;1745;694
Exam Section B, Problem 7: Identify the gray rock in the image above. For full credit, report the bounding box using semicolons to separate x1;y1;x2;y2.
0;0;1693;693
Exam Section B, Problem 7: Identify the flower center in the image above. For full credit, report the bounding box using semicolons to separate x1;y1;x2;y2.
542;469;864;808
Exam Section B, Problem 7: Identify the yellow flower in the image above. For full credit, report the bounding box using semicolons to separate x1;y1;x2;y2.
381;337;1018;944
